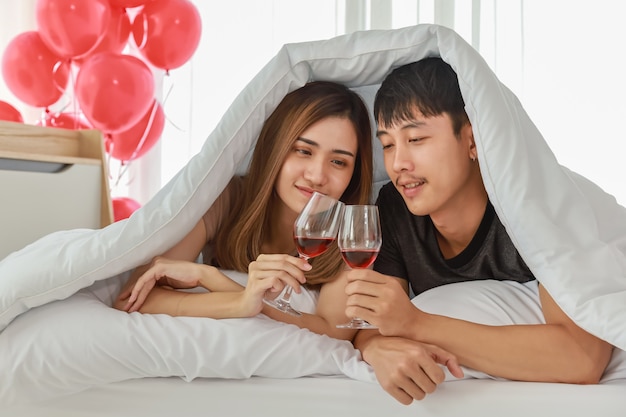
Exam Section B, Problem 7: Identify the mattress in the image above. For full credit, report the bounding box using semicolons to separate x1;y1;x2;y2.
6;377;626;417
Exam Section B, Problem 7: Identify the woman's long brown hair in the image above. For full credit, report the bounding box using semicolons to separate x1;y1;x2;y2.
214;81;373;286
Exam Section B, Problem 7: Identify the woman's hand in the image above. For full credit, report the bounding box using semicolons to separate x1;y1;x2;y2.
119;257;209;312
245;254;311;306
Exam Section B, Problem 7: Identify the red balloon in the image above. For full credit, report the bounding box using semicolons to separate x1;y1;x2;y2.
132;0;201;71
75;52;154;133
36;0;112;59
112;196;141;221
0;101;24;123
107;100;164;161
37;111;92;130
109;0;152;8
1;31;70;108
74;7;131;65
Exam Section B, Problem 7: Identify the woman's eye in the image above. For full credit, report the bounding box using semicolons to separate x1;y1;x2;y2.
295;148;311;156
331;159;347;167
381;143;393;150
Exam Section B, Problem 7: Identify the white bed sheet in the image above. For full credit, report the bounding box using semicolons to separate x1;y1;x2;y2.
7;376;626;417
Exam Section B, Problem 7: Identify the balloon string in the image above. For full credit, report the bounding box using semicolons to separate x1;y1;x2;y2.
161;74;184;133
128;99;159;162
40;108;50;125
106;135;129;191
69;60;80;130
114;161;130;188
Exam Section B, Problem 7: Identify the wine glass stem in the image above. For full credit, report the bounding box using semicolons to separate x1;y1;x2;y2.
282;286;293;302
281;254;308;304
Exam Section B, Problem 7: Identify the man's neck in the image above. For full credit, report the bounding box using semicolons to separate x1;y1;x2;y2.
431;189;489;259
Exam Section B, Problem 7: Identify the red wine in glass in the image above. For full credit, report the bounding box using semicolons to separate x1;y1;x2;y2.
294;236;336;259
340;249;379;269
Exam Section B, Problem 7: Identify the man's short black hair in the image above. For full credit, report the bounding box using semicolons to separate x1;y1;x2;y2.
374;57;469;134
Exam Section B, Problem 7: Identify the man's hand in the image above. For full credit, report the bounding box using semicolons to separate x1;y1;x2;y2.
357;333;464;404
344;269;419;337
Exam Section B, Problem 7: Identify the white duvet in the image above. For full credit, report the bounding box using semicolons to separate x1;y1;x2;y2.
1;24;626;405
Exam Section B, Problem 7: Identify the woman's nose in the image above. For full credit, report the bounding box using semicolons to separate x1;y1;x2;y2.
303;160;326;185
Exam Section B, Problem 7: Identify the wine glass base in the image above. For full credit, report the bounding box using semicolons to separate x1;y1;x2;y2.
263;298;302;317
336;318;377;329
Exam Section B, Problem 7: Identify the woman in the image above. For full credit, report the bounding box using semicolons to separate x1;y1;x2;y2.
114;81;373;340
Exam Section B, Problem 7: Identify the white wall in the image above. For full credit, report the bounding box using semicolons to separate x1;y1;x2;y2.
521;0;626;206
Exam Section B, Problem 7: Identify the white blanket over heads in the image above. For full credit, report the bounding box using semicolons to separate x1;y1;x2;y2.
0;24;625;403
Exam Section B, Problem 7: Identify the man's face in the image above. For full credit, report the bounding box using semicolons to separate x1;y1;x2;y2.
376;111;475;218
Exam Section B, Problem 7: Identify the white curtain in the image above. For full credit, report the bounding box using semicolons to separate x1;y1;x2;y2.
1;0;625;206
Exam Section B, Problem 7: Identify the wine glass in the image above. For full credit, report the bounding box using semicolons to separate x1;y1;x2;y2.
336;205;382;329
264;191;344;316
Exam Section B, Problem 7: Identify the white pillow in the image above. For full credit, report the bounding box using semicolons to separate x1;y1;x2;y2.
0;270;373;406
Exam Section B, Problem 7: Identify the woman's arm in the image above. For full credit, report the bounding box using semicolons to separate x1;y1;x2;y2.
261;270;358;341
115;178;241;307
123;285;263;319
114;259;247;312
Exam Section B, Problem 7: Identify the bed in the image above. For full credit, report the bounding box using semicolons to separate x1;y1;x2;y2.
1;24;625;416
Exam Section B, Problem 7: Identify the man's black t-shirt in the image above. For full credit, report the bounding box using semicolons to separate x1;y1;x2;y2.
374;182;535;295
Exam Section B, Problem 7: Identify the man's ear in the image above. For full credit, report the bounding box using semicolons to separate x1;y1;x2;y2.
462;123;477;160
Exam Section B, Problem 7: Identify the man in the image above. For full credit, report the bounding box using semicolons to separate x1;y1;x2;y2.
345;57;614;405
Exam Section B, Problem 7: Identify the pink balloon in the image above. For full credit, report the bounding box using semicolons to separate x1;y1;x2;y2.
1;31;70;108
107;100;164;161
75;7;131;64
112;196;141;221
132;0;201;71
36;0;112;59
0;101;24;123
75;52;154;133
37;111;92;130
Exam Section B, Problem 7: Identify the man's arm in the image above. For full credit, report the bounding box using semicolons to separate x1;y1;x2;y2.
349;271;463;404
347;271;614;384
411;284;613;383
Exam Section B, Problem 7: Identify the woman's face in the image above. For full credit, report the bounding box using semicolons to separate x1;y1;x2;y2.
274;116;358;217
